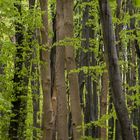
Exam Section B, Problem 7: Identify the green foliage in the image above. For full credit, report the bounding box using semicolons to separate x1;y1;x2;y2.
0;0;140;139
133;0;140;7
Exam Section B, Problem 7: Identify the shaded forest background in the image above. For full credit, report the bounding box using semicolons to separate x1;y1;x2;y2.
0;0;140;140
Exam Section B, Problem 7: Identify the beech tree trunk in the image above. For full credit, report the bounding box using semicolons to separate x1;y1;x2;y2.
64;0;82;139
115;1;123;139
50;3;57;139
55;0;68;140
100;71;108;139
39;0;53;139
98;0;134;140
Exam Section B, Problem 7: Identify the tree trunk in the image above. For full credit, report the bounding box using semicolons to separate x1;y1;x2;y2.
115;0;122;57
129;5;138;139
50;3;57;139
92;52;99;138
55;0;68;139
115;1;123;139
135;20;140;140
39;0;53;139
64;0;82;139
100;71;108;139
98;0;134;140
31;60;40;140
80;0;94;137
138;57;140;140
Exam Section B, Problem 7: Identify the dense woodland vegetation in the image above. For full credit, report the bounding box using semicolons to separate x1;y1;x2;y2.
0;0;140;139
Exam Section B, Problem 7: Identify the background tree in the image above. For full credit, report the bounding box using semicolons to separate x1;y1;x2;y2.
99;0;134;139
0;0;140;140
39;0;53;139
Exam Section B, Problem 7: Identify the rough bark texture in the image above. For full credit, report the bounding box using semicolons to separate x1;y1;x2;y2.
39;0;53;139
55;0;68;140
64;0;82;139
99;0;134;140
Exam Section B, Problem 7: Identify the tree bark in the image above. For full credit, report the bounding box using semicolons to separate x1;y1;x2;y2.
39;0;53;139
50;3;57;139
64;0;82;139
135;20;140;140
115;0;122;57
55;0;68;140
98;0;134;140
100;71;108;139
80;0;94;136
129;4;138;139
115;1;123;139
